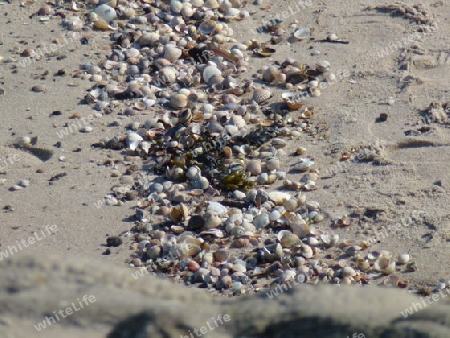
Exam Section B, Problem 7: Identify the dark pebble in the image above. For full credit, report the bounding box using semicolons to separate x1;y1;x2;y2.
107;236;122;247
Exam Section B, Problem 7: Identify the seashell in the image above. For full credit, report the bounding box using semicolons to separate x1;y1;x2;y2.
277;230;300;248
262;66;280;83
301;244;314;259
316;60;331;73
173;242;201;258
171;225;184;234
93;19;114;31
252;87;271;104
342;266;356;277
269;191;291;205
266;157;280;171
321;233;339;247
181;5;195;17
230;115;246;129
158;67;178;85
246;160;261;176
204;0;219;8
126;131;143;151
293;27;310;40
199;20;218;36
170;0;184;13
64;16;84;31
292;158;314;172
282;92;303;111
283;199;298;212
203;62;222;83
397;253;410;264
169;93;188;109
94;4;117;22
271;138;286;149
163;45;182;63
199;229;224;238
356;259;371;272
290;216;309;238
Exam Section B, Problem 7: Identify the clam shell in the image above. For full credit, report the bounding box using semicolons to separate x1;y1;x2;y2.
293;27;310;40
199;20;217;35
169;93;188;109
163;45;182;63
292;158;314;172
277;230;300;248
316;60;331;73
94;4;117;22
281;93;303;110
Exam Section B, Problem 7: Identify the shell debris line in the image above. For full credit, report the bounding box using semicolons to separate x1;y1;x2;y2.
41;0;418;295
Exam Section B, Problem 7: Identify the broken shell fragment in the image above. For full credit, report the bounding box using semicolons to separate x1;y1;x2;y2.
292;158;314;172
293;27;310;41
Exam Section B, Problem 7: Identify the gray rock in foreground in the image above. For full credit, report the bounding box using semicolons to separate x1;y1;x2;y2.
0;252;449;338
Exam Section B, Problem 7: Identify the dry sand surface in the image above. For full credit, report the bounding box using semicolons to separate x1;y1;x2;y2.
1;0;450;336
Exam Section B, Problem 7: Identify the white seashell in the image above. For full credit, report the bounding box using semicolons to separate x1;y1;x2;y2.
252;87;271;104
316;60;331;73
397;253;410;264
292;158;314;172
207;202;228;216
170;0;184;13
94;4;117;22
199;20;217;36
342;267;356;277
293;27;310;40
126;131;143;151
269;191;291;205
163;45;182;63
301;244;314;259
203;62;222;83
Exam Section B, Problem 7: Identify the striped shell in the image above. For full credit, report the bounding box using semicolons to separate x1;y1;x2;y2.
252;87;271;104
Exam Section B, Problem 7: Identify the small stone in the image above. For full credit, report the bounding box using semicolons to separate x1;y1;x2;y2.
81;126;93;133
18;179;30;187
377;113;388;122
31;85;46;92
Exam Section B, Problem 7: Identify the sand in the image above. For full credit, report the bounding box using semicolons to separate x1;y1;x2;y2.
1;0;450;334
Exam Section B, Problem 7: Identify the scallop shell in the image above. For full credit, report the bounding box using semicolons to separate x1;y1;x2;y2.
163;45;182;63
230;115;246;129
252;87;271;104
293;27;310;40
292;158;314;172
